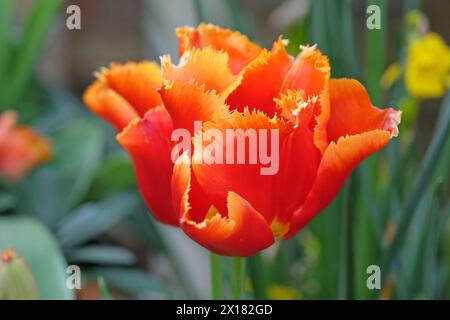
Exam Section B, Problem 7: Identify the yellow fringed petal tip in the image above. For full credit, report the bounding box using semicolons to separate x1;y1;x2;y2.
405;33;450;98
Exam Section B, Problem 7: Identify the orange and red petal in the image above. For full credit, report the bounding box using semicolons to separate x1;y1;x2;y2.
159;80;229;135
281;45;331;154
281;45;330;98
327;78;401;141
0;127;52;182
285;130;392;238
271;124;321;229
83;81;140;131
117;106;178;226
101;61;163;117
172;154;274;256
176;23;263;74
161;47;237;97
191;109;290;223
226;39;293;117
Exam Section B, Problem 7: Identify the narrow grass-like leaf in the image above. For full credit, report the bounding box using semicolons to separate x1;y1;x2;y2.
66;245;137;266
97;277;113;300
365;0;387;105
0;0;14;100
57;192;140;248
382;93;450;286
5;0;64;106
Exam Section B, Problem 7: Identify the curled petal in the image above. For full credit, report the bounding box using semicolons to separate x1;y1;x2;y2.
83;82;139;131
172;154;274;256
327;78;401;141
117;106;178;226
161;47;237;97
226;38;293;116
0;127;52;182
84;62;163;128
286;130;391;238
159;80;229;135
101;62;163;116
176;23;263;74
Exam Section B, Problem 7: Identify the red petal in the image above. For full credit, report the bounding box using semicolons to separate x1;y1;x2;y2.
281;45;330;98
327;79;401;141
191;109;291;223
225;39;293;117
176;23;263;74
172;153;274;256
286;130;391;238
281;46;331;154
117;106;178;226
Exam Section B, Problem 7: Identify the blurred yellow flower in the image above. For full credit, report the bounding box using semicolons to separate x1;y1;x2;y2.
268;284;298;300
405;33;450;98
381;62;402;90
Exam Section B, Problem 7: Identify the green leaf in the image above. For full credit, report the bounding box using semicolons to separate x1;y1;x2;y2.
57;192;140;248
4;0;64;106
17;118;105;226
0;192;16;212
66;245;136;266
0;0;14;97
365;0;387;105
86;267;173;299
88;153;136;200
382;93;450;287
53;119;105;211
0;216;74;299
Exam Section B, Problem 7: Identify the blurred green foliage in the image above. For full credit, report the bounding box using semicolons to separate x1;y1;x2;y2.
0;0;448;300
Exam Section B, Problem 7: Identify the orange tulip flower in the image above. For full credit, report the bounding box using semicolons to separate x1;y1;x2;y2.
84;23;400;256
0;111;52;182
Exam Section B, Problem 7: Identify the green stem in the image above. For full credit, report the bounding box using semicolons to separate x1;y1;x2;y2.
231;257;245;300
209;252;224;299
247;254;268;300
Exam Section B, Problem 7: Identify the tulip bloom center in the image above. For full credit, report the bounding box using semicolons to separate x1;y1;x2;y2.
171;121;280;176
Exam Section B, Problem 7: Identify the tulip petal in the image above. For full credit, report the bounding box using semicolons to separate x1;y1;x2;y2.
192;109;290;223
88;62;162;118
286;130;391;238
159;80;229;135
176;23;263;74
161;47;237;97
226;39;293;117
172;153;274;256
327;78;401;141
0;127;52;182
83;82;139;131
282;45;330;97
272;124;321;229
281;45;331;154
117;106;178;226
